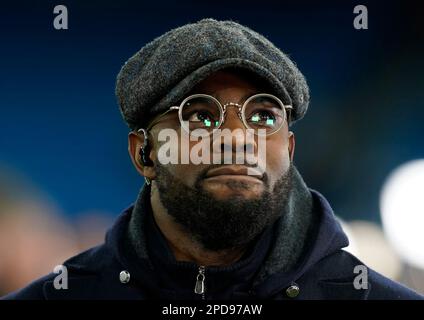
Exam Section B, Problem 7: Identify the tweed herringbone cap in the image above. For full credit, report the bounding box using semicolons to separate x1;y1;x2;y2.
116;18;309;130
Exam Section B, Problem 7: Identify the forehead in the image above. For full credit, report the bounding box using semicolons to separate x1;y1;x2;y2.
188;68;273;94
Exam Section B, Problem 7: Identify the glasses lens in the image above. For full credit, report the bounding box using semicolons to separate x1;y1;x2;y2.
244;95;285;134
180;96;221;132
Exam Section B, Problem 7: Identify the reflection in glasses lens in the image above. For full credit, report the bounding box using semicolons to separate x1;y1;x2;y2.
243;95;285;134
181;96;221;131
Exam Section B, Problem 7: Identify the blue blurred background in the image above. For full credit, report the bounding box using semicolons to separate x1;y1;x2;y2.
0;0;423;294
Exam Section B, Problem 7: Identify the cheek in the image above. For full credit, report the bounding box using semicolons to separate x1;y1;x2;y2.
161;163;203;188
152;132;211;188
264;136;291;181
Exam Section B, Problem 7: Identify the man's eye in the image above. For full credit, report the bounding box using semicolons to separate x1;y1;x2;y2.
188;111;216;127
249;110;276;126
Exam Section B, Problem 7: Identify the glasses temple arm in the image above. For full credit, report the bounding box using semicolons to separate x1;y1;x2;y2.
285;105;293;125
145;106;180;131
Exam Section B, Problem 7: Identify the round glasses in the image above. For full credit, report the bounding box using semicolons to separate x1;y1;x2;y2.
146;93;292;136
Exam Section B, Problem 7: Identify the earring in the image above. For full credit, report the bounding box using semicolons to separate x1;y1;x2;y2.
145;177;151;185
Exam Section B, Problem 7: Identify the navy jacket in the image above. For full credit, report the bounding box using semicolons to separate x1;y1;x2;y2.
2;190;423;300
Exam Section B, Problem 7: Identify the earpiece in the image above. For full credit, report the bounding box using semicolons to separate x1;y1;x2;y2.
137;128;154;167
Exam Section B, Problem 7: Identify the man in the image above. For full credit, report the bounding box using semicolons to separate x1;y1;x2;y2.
3;18;422;300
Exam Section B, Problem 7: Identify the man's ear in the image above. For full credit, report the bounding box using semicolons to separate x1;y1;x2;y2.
288;131;295;162
128;131;156;181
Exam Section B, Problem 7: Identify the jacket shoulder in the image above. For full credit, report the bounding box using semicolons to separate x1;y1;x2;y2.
367;268;423;300
1;273;56;300
1;244;110;300
307;249;423;300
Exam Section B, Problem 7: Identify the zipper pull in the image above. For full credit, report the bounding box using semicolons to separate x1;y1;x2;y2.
194;266;206;295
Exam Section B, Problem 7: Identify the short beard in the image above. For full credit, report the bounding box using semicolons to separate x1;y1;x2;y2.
154;163;294;252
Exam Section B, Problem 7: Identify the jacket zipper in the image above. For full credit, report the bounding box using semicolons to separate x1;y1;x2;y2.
194;265;206;300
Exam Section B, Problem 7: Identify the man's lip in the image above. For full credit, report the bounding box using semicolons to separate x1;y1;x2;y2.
205;165;263;180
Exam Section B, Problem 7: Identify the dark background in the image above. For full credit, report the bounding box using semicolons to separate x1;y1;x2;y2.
1;0;423;222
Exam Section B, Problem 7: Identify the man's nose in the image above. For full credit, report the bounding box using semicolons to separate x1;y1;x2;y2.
212;108;257;155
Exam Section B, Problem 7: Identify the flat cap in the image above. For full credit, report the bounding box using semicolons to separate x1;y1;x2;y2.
116;18;309;130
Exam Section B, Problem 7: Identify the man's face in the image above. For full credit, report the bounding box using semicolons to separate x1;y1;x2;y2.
148;69;295;200
130;69;295;251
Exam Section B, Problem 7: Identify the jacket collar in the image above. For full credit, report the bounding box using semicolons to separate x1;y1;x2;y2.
252;189;350;297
